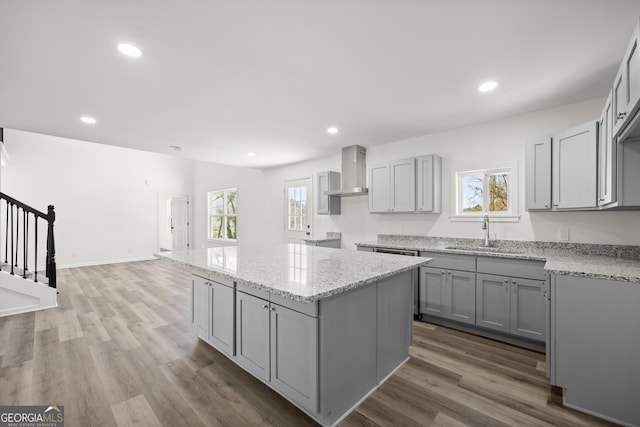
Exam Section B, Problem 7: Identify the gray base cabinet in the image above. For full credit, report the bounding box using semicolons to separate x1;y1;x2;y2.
192;274;235;356
419;266;475;325
551;274;640;427
476;274;545;341
191;270;413;426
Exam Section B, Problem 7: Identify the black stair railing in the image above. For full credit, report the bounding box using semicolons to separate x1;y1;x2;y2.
0;192;56;288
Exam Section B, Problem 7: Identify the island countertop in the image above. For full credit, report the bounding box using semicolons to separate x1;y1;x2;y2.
156;244;429;302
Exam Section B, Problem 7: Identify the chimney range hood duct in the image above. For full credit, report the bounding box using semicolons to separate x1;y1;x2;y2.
326;145;369;196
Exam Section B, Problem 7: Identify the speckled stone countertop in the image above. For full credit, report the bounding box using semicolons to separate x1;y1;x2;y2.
156;243;429;302
303;231;342;244
356;235;640;283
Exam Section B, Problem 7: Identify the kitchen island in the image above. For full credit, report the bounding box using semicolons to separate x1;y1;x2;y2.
157;244;429;426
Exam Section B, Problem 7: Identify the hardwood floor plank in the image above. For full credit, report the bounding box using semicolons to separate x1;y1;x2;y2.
0;360;33;404
77;311;111;345
111;394;162;427
1;312;34;368
88;340;142;406
57;310;84;342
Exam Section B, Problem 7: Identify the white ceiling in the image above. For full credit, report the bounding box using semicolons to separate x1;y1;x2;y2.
2;0;640;169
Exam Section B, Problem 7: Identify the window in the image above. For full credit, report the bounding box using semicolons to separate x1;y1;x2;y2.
287;185;307;231
454;166;518;220
208;187;237;240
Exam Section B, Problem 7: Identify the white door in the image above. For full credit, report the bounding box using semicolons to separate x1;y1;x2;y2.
284;178;312;243
171;196;190;250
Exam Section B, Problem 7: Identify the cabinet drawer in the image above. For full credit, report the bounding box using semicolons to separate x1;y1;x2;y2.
476;256;545;280
419;251;475;272
271;293;318;317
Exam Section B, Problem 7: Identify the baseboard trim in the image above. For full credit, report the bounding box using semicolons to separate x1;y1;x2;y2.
59;256;158;269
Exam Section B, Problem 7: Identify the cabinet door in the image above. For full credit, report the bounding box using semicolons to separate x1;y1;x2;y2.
525;137;552;210
209;281;235;356
509;278;545;342
447;270;476;325
598;91;616;206
419;266;447;318
389;158;416;212
613;20;640;136
369;164;389;212
416;155;442;213
192;276;209;339
235;291;270;381
552;120;598;209
270;304;318;413
475;273;510;333
317;171;330;215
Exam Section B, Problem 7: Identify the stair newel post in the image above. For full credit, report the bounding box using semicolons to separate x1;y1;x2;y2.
4;201;8;265
46;205;56;288
10;203;14;275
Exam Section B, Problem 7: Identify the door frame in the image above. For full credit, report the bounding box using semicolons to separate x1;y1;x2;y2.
283;176;313;243
157;193;191;252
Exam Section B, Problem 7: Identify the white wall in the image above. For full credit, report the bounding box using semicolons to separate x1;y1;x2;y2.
1;129;194;267
260;98;640;249
191;160;267;250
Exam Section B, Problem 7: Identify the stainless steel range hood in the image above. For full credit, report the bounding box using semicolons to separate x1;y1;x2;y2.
326;145;369;196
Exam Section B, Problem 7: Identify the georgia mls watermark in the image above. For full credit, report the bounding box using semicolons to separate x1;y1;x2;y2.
0;405;64;427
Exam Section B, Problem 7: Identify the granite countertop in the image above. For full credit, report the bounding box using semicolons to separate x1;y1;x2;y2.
303;231;342;244
156;243;429;302
356;235;640;283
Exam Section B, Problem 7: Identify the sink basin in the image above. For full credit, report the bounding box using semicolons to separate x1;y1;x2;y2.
445;246;524;255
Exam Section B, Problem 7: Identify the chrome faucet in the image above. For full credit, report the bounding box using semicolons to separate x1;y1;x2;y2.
481;213;490;247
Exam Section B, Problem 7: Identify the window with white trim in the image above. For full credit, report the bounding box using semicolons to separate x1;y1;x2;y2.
208;187;237;240
454;167;517;218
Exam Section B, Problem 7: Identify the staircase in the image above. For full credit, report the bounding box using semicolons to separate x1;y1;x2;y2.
0;192;57;317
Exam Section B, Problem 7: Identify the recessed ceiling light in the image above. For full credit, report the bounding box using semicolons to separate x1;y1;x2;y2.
327;127;339;135
168;145;182;151
478;81;498;92
247;152;256;157
117;43;142;58
80;116;96;124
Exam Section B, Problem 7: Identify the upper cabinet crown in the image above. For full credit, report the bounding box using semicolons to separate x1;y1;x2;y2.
369;154;441;214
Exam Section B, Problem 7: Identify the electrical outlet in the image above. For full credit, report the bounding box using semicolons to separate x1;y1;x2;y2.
558;228;570;242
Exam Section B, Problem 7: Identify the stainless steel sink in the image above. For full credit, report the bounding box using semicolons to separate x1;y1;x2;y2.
445;246;524;255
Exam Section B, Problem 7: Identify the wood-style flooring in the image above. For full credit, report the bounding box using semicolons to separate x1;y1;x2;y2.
0;260;617;426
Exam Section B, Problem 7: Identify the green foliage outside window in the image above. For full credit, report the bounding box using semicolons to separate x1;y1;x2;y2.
208;188;237;240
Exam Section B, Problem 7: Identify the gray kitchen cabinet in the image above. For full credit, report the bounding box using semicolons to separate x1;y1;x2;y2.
509;277;545;341
475;273;510;333
369;155;442;213
368;164;389;212
317;171;341;215
551;120;598;209
613;18;640;137
598;90;616;206
235;288;319;414
551;274;640;426
235;291;270;382
209;279;235;356
192;275;209;339
419;266;475;325
416;154;442;213
389;158;416;212
525;136;552;210
270;302;318;413
476;273;545;341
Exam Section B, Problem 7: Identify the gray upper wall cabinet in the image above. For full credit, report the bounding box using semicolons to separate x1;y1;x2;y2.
525;137;552;210
317;171;341;215
613;18;640;138
369;154;442;214
525;121;599;211
598;91;616;207
552;120;598;210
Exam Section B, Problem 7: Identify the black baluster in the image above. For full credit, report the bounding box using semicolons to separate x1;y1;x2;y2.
10;203;14;275
46;205;56;289
15;206;19;268
4;201;8;265
34;215;38;283
23;209;27;279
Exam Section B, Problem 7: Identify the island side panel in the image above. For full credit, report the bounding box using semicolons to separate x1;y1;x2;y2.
377;270;413;381
319;282;378;425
